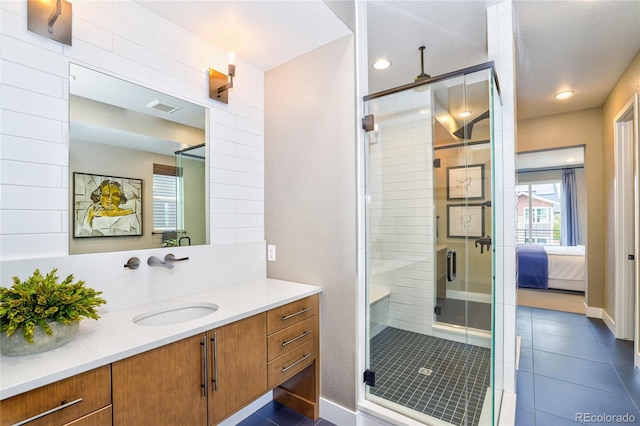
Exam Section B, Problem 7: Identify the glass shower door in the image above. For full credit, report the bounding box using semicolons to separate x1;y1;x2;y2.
175;144;206;246
363;66;498;425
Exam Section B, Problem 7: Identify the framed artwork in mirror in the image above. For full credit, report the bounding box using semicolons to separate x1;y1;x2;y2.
447;164;484;200
447;204;484;238
73;172;143;238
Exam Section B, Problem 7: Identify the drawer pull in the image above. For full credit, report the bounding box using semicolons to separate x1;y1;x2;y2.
281;307;311;321
12;398;83;426
212;332;219;391
282;330;312;347
201;334;208;397
282;353;312;373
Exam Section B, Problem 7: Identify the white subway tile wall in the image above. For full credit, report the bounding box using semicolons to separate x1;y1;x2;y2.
367;89;436;335
488;0;517;395
0;0;265;260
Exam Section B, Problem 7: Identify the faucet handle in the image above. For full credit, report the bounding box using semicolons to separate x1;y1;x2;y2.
124;257;141;269
164;253;189;263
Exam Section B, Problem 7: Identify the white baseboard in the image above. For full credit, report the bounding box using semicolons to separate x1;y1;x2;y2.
218;391;273;425
584;302;603;319
320;398;358;426
446;290;492;304
602;309;616;335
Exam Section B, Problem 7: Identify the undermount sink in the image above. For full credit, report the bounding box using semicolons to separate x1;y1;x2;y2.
132;302;218;326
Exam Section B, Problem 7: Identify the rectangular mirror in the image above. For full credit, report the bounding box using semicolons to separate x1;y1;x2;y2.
69;64;208;254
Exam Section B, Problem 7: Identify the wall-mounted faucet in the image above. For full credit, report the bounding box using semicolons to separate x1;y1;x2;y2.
147;256;174;269
475;235;492;254
164;253;189;264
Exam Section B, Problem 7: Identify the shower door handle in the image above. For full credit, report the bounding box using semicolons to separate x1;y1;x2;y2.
447;250;456;282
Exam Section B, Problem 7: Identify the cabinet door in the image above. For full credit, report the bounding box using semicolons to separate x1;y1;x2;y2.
112;334;207;426
207;313;267;425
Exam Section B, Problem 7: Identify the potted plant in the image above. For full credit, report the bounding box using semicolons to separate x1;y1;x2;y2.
0;268;106;356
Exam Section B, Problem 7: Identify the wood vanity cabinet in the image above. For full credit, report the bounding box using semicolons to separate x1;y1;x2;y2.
111;313;267;426
0;365;111;426
267;294;320;419
2;294;320;426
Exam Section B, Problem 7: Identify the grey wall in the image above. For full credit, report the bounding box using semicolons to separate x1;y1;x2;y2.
265;35;357;410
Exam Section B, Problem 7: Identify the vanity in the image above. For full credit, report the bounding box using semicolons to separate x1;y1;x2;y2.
0;279;321;426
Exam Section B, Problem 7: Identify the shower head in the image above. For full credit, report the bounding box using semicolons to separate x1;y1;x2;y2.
453;109;490;139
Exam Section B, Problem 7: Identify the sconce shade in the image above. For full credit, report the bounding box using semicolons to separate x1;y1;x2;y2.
27;0;72;46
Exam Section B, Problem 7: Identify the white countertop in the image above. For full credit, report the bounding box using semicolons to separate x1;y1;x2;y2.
0;278;321;400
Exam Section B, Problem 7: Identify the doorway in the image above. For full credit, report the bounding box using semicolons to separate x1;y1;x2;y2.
613;93;639;369
515;147;587;314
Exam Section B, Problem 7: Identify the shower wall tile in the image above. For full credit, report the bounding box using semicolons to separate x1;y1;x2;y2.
504;246;517;306
503;189;517;248
494;302;505;362
494;247;505;305
504;362;516;394
489;0;517;401
504;304;517;366
367;105;435;336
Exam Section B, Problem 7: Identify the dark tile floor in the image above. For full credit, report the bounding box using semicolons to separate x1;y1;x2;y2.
237;401;336;426
516;306;640;425
370;327;490;425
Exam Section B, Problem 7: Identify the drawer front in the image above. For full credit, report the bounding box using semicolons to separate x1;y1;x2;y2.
63;406;112;426
268;340;316;389
267;294;319;335
0;366;111;426
267;316;316;362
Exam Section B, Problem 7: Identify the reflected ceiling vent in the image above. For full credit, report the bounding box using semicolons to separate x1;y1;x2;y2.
145;99;182;114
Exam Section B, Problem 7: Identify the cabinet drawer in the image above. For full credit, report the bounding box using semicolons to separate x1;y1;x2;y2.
0;365;111;426
267;294;319;335
268;340;315;389
268;316;316;362
64;406;112;426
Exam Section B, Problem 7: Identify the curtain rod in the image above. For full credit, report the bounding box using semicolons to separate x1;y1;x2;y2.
517;165;584;174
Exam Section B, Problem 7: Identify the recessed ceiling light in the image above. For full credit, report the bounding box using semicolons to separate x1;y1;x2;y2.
373;59;391;70
459;111;472;118
419;108;430;115
554;90;574;100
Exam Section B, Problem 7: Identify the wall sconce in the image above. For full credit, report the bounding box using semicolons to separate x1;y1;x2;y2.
209;52;236;104
27;0;72;46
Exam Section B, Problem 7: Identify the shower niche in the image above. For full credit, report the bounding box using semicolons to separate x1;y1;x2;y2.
364;63;501;425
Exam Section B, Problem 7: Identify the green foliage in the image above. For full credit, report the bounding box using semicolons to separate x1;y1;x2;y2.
0;269;106;343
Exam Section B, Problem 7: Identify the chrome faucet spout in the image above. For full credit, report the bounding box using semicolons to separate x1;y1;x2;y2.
147;256;174;269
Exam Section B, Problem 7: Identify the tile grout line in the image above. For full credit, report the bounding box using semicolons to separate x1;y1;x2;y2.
588;322;640;416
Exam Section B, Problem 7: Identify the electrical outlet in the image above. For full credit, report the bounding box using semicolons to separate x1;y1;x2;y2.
267;245;277;261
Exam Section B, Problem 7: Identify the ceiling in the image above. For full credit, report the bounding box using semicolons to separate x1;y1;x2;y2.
135;0;640;123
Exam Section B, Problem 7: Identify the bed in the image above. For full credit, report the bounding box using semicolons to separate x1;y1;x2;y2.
517;244;586;292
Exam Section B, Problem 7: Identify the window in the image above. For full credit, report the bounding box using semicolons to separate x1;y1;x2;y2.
517;181;561;245
153;164;180;231
524;207;551;223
